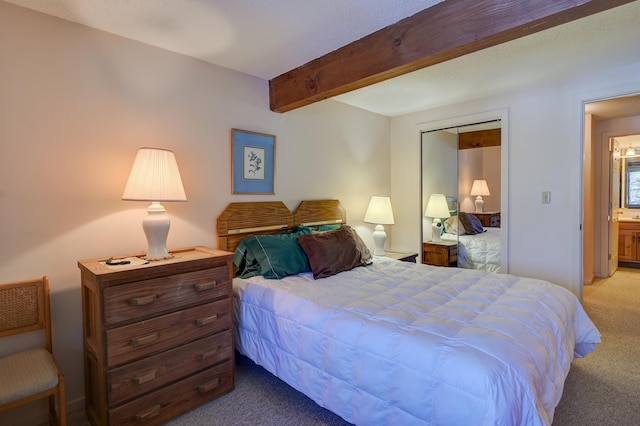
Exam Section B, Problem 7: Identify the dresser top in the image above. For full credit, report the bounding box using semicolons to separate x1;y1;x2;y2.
78;246;232;278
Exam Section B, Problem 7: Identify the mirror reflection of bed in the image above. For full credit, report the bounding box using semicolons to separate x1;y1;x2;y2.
422;120;502;272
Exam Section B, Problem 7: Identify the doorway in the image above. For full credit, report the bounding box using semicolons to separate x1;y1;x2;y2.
584;94;640;282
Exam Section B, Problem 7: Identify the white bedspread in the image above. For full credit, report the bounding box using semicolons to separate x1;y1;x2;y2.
442;228;502;272
233;258;600;425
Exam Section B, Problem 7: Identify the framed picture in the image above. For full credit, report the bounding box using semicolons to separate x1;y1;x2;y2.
231;129;276;194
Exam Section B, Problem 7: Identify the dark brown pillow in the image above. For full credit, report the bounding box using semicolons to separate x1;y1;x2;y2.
458;212;484;235
297;225;370;279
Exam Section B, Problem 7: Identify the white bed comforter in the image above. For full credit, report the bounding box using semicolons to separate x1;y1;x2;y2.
233;258;600;425
442;228;502;273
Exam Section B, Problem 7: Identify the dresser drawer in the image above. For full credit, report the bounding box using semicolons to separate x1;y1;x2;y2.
104;267;231;326
106;298;232;367
108;329;233;406
109;360;233;426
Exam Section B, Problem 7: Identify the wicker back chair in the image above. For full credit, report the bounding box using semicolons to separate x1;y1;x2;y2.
0;276;66;425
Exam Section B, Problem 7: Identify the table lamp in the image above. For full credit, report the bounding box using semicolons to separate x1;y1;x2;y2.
425;194;450;242
122;148;187;260
470;179;490;213
364;196;395;256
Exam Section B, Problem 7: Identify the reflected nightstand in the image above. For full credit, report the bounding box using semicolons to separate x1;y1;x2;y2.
423;241;458;267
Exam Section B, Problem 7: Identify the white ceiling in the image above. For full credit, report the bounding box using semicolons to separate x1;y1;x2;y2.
4;0;640;117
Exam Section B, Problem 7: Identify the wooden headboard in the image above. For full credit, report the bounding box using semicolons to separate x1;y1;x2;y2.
216;201;293;253
216;200;347;254
293;200;346;227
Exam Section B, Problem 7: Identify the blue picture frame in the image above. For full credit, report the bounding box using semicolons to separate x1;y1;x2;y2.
231;129;276;194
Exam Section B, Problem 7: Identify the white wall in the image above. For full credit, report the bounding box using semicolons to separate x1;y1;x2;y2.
391;61;640;298
0;3;390;423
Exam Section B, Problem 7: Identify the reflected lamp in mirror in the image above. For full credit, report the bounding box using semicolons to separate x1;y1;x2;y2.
425;194;450;243
364;196;395;256
470;179;490;213
122;148;187;260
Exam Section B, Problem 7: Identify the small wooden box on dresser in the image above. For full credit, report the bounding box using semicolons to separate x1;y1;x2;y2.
78;246;234;426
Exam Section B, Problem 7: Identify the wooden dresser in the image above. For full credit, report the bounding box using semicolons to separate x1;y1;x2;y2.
472;212;501;228
78;246;234;425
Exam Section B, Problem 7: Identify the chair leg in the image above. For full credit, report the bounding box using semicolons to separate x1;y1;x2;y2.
49;374;67;426
58;373;67;426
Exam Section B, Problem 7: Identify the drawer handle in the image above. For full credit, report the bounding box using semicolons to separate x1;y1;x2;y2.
133;369;158;385
129;294;157;306
195;314;218;327
197;347;220;360
134;404;161;421
131;332;159;348
195;281;217;292
197;378;220;394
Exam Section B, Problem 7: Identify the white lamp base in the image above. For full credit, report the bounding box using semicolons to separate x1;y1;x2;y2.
431;218;443;242
142;202;172;260
372;224;386;256
474;196;484;213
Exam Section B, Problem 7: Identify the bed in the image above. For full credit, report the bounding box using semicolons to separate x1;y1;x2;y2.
441;212;502;273
217;200;600;425
442;228;501;273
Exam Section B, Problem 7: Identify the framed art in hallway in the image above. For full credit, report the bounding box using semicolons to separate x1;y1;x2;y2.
231;128;276;194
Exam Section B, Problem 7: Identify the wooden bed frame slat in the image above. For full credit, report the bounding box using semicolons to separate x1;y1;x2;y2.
217;201;294;253
293;200;346;227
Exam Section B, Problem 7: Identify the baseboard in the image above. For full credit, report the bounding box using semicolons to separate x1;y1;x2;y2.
583;272;595;285
0;396;85;425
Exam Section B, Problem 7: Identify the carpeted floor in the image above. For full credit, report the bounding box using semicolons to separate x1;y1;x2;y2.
69;268;640;425
552;267;640;425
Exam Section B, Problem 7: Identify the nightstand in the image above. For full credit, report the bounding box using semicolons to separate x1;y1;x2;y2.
472;212;501;228
423;241;458;267
384;250;419;263
78;246;234;426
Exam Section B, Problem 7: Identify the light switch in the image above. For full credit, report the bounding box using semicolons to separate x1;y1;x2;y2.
542;191;551;204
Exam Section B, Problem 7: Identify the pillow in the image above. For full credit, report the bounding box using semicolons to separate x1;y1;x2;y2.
316;224;342;232
444;215;466;235
297;225;371;279
233;227;313;279
458;212;484;235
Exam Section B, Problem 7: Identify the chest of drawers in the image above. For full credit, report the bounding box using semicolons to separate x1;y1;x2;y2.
78;247;234;425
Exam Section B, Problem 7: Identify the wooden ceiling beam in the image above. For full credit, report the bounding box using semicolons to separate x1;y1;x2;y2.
459;129;501;150
269;0;633;113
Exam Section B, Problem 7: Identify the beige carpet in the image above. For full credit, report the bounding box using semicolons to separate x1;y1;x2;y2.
553;267;640;425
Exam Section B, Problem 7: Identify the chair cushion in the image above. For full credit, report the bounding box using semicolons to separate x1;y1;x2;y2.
0;348;59;405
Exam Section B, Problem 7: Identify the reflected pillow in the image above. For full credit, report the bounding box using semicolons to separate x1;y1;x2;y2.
297;225;371;279
444;215;466;235
458;212;484;235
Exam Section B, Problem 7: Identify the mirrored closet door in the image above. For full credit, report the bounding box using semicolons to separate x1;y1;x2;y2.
421;120;503;272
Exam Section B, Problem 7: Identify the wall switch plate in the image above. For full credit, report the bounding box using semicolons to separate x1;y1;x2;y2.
542;191;551;204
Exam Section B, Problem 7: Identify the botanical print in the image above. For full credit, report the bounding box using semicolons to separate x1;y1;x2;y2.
232;128;275;194
243;146;265;180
